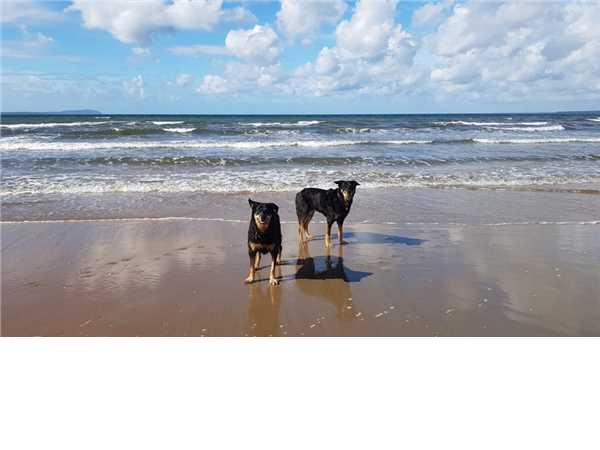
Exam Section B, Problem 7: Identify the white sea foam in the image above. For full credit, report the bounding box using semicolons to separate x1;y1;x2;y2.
435;121;549;126
4;167;599;196
487;125;565;132
242;120;321;127
587;118;600;122
336;127;371;133
0;138;430;152
474;137;600;144
162;127;196;133
0;121;110;129
151;121;185;125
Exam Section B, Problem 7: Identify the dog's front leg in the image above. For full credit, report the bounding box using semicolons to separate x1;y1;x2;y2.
337;221;348;245
245;249;257;284
254;252;261;270
269;251;280;286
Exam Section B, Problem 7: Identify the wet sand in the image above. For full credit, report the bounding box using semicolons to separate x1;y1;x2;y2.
2;212;599;336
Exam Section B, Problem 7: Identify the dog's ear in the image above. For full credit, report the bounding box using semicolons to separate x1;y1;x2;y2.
334;180;344;186
269;203;279;213
248;198;257;209
352;181;360;186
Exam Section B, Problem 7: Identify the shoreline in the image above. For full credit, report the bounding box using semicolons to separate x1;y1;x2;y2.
3;184;600;224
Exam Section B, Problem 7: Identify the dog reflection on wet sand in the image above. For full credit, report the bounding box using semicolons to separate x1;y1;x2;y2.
295;242;371;320
247;283;282;336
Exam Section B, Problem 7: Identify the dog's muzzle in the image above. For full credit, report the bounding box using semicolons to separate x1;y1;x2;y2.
255;216;270;232
342;191;351;206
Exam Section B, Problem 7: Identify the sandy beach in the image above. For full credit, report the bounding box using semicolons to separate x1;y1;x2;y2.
2;188;599;336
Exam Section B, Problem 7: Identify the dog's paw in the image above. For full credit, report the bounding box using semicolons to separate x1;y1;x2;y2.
244;276;254;284
339;240;349;245
269;278;280;286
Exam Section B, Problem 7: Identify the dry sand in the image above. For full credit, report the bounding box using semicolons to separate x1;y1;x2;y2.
2;215;599;336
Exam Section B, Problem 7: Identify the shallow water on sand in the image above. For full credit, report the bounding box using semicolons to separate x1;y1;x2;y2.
2;219;599;336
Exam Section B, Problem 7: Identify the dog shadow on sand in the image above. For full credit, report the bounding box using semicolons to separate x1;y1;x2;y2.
307;231;426;246
294;242;371;283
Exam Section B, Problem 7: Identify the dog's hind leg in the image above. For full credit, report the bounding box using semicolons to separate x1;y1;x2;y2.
245;249;258;284
296;193;308;241
303;210;315;240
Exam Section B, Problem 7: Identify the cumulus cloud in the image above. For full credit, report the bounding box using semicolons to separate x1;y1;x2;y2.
198;74;230;94
423;0;600;103
68;0;252;45
196;0;421;99
123;74;145;99
222;6;257;24
198;62;288;96
168;44;229;57
1;26;54;59
175;73;194;87
225;25;281;65
170;24;281;63
412;0;455;28
335;0;398;59
277;0;347;44
178;0;600;107
290;0;418;96
1;0;63;24
131;47;151;57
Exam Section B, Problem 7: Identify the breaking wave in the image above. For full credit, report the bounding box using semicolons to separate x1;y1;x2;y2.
0;121;110;129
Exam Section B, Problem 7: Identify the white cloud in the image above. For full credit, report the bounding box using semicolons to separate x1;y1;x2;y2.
277;0;347;43
196;0;421;100
68;0;252;45
222;6;257;24
412;0;455;28
1;26;54;59
123;74;145;99
176;73;194;87
335;0;397;59
170;24;281;62
198;74;230;94
288;0;418;97
1;0;63;24
168;44;229;57
131;47;151;57
198;62;288;96
423;0;600;103
225;25;281;65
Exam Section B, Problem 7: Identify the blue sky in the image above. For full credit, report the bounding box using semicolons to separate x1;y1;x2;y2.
2;0;599;114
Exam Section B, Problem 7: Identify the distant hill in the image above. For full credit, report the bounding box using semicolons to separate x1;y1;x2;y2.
1;109;102;115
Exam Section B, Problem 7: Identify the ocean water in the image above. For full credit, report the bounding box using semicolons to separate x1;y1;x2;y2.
2;112;600;220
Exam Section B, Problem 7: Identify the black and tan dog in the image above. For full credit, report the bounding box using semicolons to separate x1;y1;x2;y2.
245;199;282;286
295;180;360;247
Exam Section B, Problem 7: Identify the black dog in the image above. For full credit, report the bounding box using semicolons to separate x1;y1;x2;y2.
295;180;359;247
245;199;282;286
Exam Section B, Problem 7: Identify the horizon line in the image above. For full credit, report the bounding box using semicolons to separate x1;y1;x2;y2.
2;110;600;116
